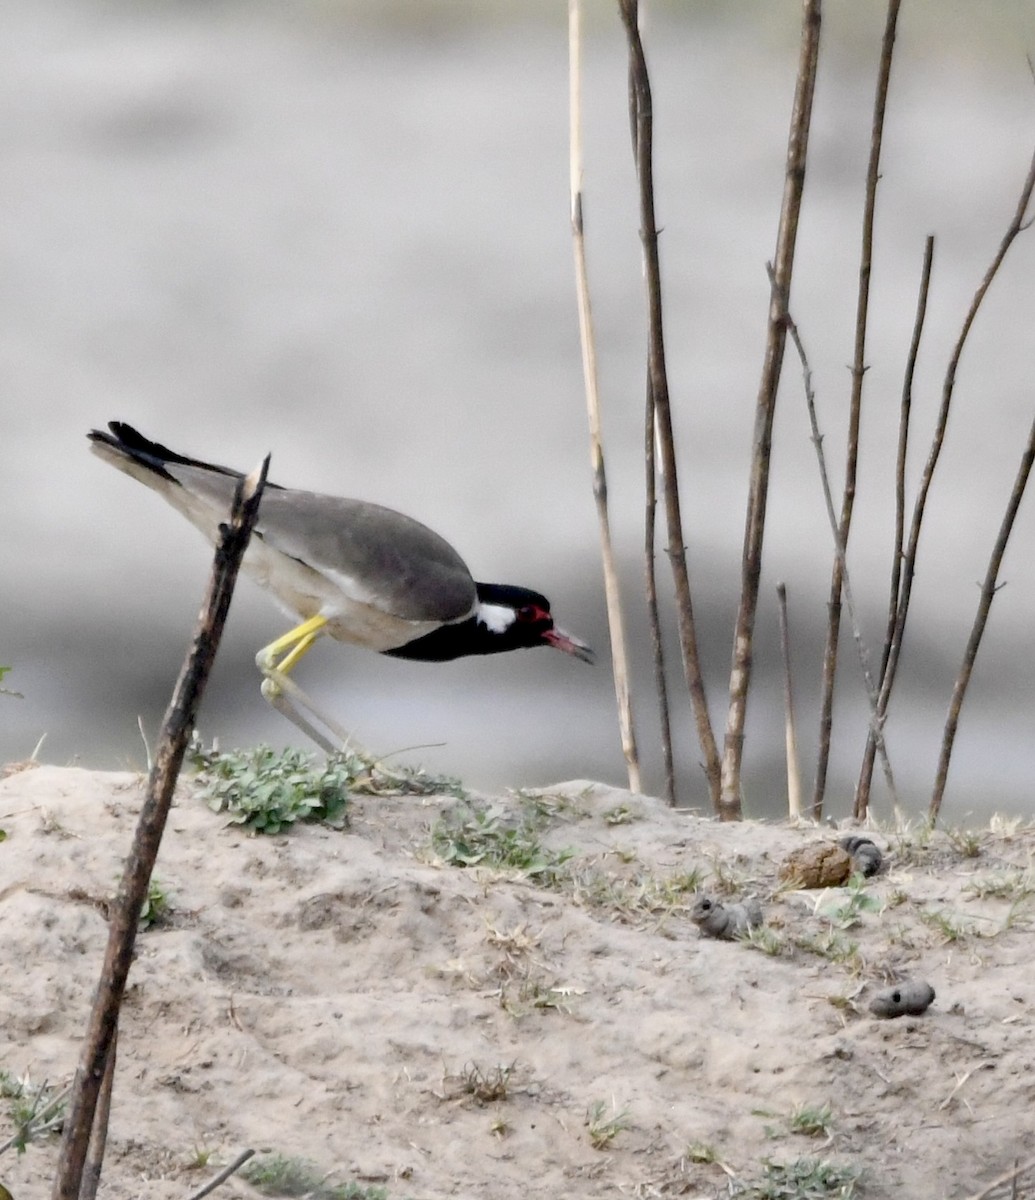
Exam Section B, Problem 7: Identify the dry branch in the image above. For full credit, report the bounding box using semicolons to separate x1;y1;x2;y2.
51;457;269;1200
776;583;803;818
857;145;1035;819
813;0;901;818
616;0;720;808
930;409;1035;822
568;0;642;795
854;234;934;815
771;265;901;817
720;0;821;820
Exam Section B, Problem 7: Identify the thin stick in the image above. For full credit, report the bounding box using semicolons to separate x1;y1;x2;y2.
569;0;641;793
930;409;1035;822
645;387;676;804
50;457;269;1200
720;0;821;820
776;583;803;818
862;146;1035;819
771;264;901;818
617;0;720;809
186;1149;257;1200
854;235;934;815
964;1156;1035;1200
812;0;901;819
78;1031;116;1200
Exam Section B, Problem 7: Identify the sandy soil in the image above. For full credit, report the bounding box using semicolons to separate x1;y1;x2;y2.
1;764;1033;1200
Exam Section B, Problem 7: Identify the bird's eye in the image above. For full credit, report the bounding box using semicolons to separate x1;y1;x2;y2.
517;605;537;621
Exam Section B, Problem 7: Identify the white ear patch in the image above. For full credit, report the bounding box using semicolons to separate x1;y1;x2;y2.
476;602;517;635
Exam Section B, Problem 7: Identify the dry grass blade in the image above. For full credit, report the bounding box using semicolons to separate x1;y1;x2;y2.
568;0;641;794
776;583;803;818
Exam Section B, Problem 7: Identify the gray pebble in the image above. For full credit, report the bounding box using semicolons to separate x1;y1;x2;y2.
691;894;763;940
869;980;936;1019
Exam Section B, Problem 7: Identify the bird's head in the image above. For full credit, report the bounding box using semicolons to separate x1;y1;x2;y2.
473;583;595;663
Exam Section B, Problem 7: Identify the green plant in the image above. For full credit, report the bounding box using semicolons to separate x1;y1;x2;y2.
242;1154;386;1200
742;925;785;956
789;1102;834;1139
0;1073;69;1155
602;803;637;825
191;742;351;834
430;802;573;882
586;1099;630;1149
730;1157;860;1199
793;930;861;969
946;827;983;858
0;665;22;700
456;1062;513;1104
810;875;882;930
138;877;171;929
920;907;975;943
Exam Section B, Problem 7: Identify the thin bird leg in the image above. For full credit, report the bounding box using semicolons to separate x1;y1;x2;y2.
256;615;359;753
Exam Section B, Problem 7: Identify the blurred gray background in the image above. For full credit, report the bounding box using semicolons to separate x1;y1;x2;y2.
3;0;1034;820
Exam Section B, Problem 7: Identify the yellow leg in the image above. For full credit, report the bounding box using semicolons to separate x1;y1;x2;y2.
254;615;409;778
255;614;354;751
256;614;328;674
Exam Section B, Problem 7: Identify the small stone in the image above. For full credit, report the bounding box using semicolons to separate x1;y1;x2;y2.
691;894;763;940
868;980;936;1019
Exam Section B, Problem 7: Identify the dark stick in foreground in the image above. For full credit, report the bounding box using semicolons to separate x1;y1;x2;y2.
51;457;269;1200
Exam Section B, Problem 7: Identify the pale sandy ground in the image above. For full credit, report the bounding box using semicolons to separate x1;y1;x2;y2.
1;765;1033;1200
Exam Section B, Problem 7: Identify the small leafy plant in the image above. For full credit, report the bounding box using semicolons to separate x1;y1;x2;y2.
191;743;351;834
242;1154;386;1199
0;1072;68;1155
586;1098;630;1149
730;1157;860;1199
431;801;573;882
138;877;171;929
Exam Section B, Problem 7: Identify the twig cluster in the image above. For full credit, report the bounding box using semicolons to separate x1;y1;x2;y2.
571;0;1035;823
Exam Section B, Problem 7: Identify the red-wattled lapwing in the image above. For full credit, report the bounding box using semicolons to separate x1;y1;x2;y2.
89;422;593;755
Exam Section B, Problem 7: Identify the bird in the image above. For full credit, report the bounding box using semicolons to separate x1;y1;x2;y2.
88;421;593;755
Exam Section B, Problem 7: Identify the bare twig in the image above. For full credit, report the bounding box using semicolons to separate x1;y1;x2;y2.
776;583;803;818
51;457;269;1200
569;0;641;794
186;1149;257;1200
855;234;935;815
645;386;676;804
772;264;901;818
78;1032;116;1200
930;409;1035;822
720;0;822;820
813;0;901;819
617;0;720;808
864;146;1035;820
964;1155;1035;1200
